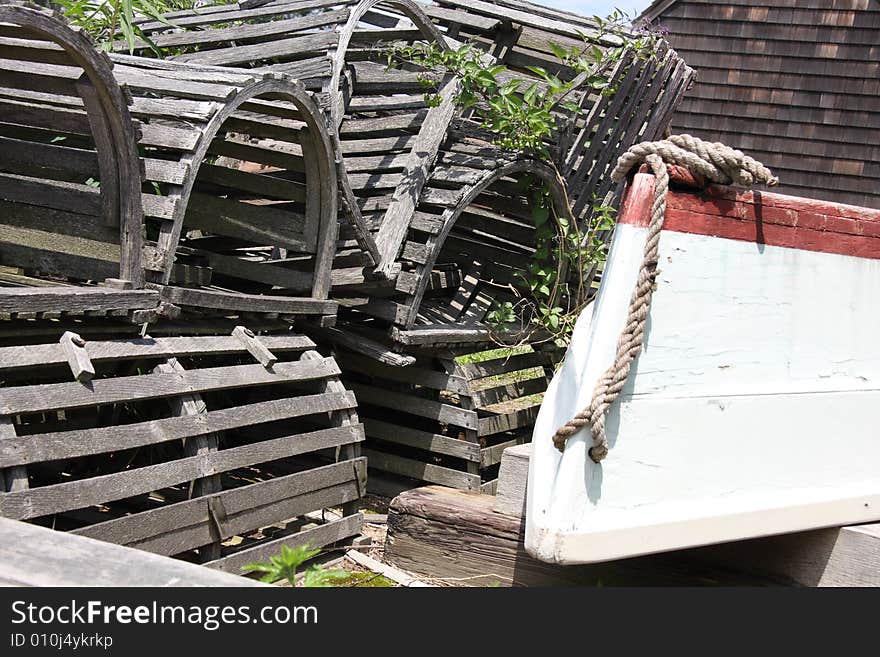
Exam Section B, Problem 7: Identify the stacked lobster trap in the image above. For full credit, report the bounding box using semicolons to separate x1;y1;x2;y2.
0;0;693;534
118;0;690;492
0;2;363;566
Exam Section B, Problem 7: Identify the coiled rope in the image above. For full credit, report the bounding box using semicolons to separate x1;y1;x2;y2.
552;134;779;462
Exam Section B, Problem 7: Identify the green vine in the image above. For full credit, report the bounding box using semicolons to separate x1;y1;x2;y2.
386;10;664;347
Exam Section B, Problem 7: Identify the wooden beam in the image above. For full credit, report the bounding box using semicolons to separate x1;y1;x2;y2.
0;517;266;586
386;486;779;586
374;76;459;275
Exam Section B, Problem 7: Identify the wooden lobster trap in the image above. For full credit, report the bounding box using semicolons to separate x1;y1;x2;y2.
0;329;364;570
334;343;560;493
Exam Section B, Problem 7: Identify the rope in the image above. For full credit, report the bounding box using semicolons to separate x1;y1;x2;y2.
552;135;778;463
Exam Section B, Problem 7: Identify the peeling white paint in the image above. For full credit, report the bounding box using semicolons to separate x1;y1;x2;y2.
526;225;880;565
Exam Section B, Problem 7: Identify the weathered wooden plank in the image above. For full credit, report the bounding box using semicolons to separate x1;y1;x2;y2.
362;418;480;462
0;334;315;372
0;394;358;468
0;357;341;415
0;198;116;244
493;442;531;517
192;250;313;291
183;192;310;252
341;353;470;395
195;163;307;202
0;517;266;587
470;376;548;409
157;286;336;315
458;350;550;380
374;75;459;274
480;435;528;469
174;31;337;67
137;0;351;32
0;287;158;314
350;383;477;430
385;486;774;586
0;171;101;215
0;426;364;520
0;242;117;283
132;8;350;51
477;402;541;437
72;459;366;556
363;449;480;491
390;324;493;346
310;326;416;367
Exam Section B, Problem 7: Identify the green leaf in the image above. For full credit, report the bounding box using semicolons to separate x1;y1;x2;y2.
549;41;569;60
524;65;548;79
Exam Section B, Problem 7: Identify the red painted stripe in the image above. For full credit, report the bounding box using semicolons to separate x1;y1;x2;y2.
663;208;880;259
617;173;654;227
617;170;880;258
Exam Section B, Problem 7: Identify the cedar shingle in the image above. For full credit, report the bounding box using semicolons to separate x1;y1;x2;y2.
643;0;880;208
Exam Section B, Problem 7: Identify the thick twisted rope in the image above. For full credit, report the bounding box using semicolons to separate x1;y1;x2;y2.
552;135;778;463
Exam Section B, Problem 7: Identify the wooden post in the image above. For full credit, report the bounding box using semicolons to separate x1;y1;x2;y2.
59;331;95;383
154;357;223;561
232;325;277;368
300;350;361;519
0;418;27;493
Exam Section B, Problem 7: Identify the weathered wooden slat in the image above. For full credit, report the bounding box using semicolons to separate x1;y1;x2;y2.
478;403;542;437
350;383;477;430
0;334;315;372
363;448;480;491
174;31;337;67
363;418;480;462
183;192;310;252
470;376;548;409
480;436;528;469
0;171;101;215
194;251;313;291
0;517;267;587
72;458;366;556
0;357;341;415
195;163;307;202
458;350;550;380
157;286;336;315
0;134;99;180
374;75;459;274
0;394;358;468
129;8;350;51
0;287;158;314
59;331;94;384
309;326;416;367
341;353;470;394
0;199;116;244
137;0;353;32
155;357;223;559
0;241;118;282
0;426;364;520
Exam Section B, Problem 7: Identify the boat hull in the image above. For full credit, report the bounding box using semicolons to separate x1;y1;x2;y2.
526;174;880;564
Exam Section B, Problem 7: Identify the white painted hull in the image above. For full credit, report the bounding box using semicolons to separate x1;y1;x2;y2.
526;178;880;565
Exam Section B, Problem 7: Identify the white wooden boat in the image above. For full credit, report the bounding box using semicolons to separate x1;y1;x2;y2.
526;169;880;565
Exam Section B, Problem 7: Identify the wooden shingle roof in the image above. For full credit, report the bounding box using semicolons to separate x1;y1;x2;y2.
641;0;880;209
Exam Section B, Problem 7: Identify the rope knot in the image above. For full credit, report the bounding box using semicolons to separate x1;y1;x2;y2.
552;135;778;462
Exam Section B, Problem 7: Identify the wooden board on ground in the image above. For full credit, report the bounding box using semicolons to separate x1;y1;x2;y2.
385;486;779;586
0;517;265;586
